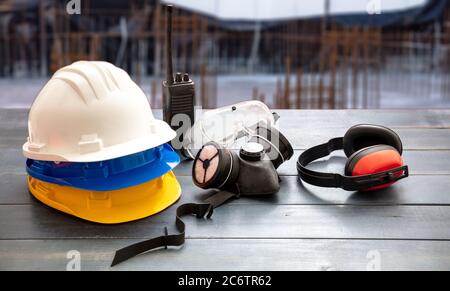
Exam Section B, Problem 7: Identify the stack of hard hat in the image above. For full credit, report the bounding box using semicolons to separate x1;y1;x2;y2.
22;61;181;224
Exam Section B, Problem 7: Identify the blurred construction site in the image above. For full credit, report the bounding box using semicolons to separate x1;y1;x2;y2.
0;0;450;109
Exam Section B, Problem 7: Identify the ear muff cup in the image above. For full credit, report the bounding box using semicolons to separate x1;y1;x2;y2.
192;142;240;189
345;145;404;190
343;124;403;157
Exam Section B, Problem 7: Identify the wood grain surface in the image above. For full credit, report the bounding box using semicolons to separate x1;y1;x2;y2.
0;108;449;271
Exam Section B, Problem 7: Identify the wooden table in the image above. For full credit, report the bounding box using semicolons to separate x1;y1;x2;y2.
1;109;450;271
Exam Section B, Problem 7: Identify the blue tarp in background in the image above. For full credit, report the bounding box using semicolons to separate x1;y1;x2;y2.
331;0;448;27
1;0;448;30
209;0;449;31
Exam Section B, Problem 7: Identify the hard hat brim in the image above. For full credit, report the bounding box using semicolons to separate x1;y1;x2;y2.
23;120;176;163
26;143;180;191
27;171;182;224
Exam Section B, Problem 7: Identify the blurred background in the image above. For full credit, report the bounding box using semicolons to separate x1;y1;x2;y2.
0;0;449;109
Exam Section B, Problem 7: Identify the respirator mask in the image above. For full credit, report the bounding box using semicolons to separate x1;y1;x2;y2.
192;124;294;208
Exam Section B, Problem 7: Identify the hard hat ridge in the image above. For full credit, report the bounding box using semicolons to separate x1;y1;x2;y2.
52;61;129;103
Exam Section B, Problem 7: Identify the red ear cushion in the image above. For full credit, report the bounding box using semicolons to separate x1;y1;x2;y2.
347;146;403;191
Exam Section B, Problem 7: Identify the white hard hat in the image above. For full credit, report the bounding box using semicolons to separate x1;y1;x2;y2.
23;61;176;162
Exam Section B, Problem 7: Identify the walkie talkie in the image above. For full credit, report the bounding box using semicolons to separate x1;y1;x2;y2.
162;5;195;159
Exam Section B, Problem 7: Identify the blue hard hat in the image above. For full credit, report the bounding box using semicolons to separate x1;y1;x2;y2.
26;143;180;191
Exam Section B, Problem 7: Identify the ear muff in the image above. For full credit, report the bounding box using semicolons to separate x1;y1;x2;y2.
345;145;404;190
343;124;403;157
192;142;239;190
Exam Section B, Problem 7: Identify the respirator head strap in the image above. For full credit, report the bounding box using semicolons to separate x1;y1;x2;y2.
204;189;240;209
111;203;213;267
297;137;409;190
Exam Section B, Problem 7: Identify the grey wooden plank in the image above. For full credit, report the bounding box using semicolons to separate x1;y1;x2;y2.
0;148;26;173
0;109;166;129
4;128;450;151
2;110;450;156
2;148;450;176
2;109;450;136
2;173;450;206
275;150;450;176
276;150;450;176
1;239;449;271
2;109;450;129
174;150;450;176
283;128;450;150
1;204;450;240
276;109;450;128
0;172;30;204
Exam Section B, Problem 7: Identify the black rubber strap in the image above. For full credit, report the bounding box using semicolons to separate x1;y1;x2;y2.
297;137;345;188
297;137;409;191
111;189;240;267
204;190;239;208
111;203;213;267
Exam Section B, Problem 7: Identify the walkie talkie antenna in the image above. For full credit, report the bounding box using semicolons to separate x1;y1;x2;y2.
165;5;174;85
162;4;195;160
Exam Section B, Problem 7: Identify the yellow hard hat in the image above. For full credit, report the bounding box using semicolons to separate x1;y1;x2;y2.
28;171;181;224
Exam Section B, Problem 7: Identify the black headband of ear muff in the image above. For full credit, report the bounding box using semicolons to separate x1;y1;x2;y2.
296;137;409;191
